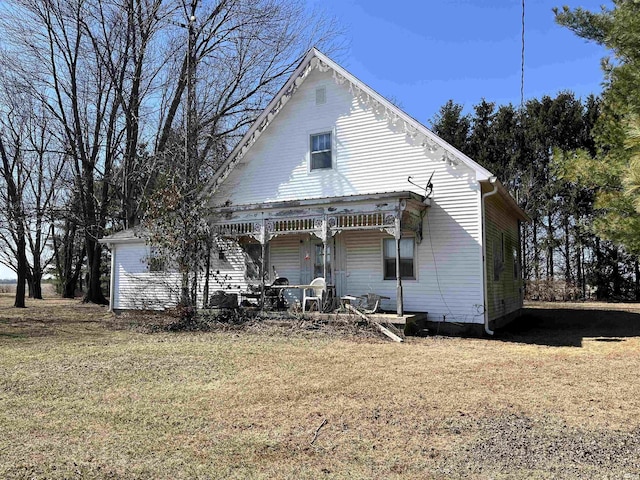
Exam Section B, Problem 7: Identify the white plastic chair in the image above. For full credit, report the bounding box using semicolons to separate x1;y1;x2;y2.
302;277;326;312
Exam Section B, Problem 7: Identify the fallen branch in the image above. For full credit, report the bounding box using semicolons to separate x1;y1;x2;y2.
310;418;327;445
345;304;404;342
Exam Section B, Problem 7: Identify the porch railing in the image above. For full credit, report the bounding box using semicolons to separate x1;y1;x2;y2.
212;211;395;238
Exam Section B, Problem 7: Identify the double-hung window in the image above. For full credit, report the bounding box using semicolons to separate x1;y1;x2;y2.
310;132;332;170
383;238;415;280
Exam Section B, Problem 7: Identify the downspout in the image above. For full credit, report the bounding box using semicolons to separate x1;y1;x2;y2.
481;177;498;336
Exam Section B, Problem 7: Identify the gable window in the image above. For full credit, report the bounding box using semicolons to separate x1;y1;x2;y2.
383;238;415;280
310;132;332;170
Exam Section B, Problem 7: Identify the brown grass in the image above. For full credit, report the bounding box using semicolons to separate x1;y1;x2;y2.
1;295;639;479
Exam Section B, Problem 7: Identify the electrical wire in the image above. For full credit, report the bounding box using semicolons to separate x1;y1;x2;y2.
425;212;454;320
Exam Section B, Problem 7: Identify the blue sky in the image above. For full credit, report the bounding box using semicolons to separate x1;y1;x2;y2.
0;0;611;282
311;0;611;125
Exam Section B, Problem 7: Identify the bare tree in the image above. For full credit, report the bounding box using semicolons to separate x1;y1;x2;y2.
0;96;28;307
2;0;129;304
0;0;342;307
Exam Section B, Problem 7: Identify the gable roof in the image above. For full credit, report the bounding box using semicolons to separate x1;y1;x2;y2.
99;227;149;245
208;47;495;196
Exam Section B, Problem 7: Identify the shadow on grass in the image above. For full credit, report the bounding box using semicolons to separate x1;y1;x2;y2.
495;306;640;347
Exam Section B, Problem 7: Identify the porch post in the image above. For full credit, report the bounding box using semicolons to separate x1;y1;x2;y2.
259;218;267;310
322;217;328;281
395;216;404;317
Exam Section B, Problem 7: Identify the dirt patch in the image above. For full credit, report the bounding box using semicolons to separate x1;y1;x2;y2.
115;309;384;341
459;413;640;478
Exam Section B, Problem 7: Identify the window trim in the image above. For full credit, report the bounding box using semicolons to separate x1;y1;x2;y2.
309;129;334;171
381;236;417;281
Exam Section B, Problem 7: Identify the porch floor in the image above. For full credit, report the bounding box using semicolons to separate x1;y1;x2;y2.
286;311;427;327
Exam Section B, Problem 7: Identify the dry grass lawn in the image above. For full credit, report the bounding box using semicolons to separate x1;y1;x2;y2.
1;295;640;479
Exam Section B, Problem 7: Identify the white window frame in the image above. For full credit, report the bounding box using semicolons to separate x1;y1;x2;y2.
309;129;334;171
381;236;417;281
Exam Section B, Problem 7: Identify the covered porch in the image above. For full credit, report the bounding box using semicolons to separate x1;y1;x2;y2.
210;191;430;316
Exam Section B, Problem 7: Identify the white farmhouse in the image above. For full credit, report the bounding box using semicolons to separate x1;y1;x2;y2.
101;48;528;336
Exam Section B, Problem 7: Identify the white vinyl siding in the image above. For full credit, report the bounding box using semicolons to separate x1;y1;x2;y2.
113;240;254;310
211;67;486;323
341;228;482;319
114;243;180;310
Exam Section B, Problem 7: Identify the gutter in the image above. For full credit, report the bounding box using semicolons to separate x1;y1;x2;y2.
481;177;499;336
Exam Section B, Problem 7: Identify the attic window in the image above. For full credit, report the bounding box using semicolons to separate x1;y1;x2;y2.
316;86;326;105
310;132;332;170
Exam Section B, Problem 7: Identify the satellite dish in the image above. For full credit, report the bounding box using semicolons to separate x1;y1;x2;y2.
407;172;434;199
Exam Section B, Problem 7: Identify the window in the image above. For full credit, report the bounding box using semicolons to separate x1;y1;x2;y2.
383;238;415;280
315;86;326;105
310;132;332;170
513;245;519;280
148;248;165;272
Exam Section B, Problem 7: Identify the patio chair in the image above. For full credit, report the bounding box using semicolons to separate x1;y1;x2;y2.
347;293;389;314
264;277;289;310
360;293;384;314
303;277;326;312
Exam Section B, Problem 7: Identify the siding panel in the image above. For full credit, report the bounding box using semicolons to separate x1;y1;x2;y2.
211;67;485;323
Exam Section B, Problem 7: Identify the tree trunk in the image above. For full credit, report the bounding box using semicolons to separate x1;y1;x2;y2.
533;220;540;281
612;246;622;298
31;271;43;299
520;221;527;297
27;263;43;300
83;239;107;304
546;212;554;280
595;237;606;300
0;136;26;308
14;231;27;308
203;244;211;307
635;259;640;301
564;214;571;285
575;232;583;300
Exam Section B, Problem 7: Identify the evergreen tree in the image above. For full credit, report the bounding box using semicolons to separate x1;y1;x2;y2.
555;2;640;255
429;100;471;152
